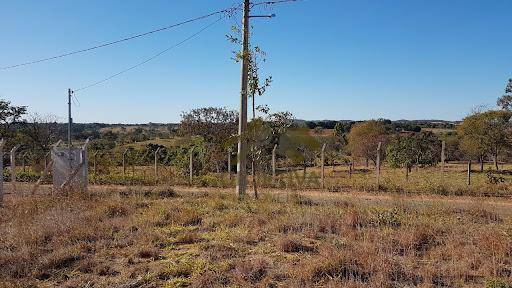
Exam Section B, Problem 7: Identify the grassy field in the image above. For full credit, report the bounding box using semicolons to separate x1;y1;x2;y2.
1;185;511;287
84;162;512;197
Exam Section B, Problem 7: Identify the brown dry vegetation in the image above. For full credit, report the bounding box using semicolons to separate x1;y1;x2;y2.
0;186;511;287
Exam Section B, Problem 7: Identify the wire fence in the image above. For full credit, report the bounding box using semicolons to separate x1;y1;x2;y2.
2;141;512;199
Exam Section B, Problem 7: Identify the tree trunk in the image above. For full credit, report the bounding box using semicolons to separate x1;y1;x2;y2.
479;156;484;172
494;153;499;171
365;158;369;168
405;165;409;181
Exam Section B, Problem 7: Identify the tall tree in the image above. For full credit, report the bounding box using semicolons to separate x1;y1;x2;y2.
0;100;27;146
497;79;512;110
180;107;238;173
347;120;392;166
458;110;512;170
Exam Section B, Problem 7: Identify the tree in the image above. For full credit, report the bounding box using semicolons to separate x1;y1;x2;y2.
280;127;320;176
228;25;272;197
497;79;512;110
19;113;61;170
347;120;392;166
386;135;417;177
333;121;353;137
0;100;27;146
458;110;512;170
387;132;440;177
180;107;238;173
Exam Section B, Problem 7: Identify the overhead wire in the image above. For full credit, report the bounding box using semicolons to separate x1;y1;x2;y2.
0;1;300;71
0;4;241;71
74;16;226;93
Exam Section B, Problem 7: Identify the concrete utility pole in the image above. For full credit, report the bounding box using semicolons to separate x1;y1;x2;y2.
236;0;251;199
235;0;275;199
68;89;73;148
67;88;74;188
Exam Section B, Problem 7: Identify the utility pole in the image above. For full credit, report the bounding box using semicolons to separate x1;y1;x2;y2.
68;89;73;148
236;0;251;199
235;0;275;199
67;88;74;190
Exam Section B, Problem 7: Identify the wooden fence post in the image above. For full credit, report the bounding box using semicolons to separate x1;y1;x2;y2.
93;151;99;185
21;151;27;172
189;147;194;184
228;149;232;180
272;144;277;185
321;143;326;190
467;160;471;186
154;147;161;184
10;145;20;193
441;140;445;177
0;140;4;205
376;142;382;187
122;149;128;177
44;151;51;171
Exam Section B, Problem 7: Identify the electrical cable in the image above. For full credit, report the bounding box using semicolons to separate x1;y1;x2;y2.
0;5;241;71
74;16;224;93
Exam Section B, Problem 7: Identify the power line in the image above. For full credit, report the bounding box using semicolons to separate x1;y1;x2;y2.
251;0;302;7
0;5;241;71
74;17;224;93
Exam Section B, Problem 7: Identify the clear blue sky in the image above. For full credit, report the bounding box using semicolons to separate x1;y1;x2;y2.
1;0;511;123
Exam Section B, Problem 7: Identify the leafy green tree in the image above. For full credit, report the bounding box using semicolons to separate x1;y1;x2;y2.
386;135;417;171
334;121;353;137
497;79;512;110
279;127;320;176
180;107;238;173
387;132;440;173
458;110;512;170
347;120;392;166
0;99;27;147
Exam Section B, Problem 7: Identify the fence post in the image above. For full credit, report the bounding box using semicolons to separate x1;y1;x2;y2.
321;143;326;190
92;151;99;185
21;151;27;172
376;142;382;187
467;160;471;186
122;149;128;177
228;149;232;180
189;147;194;184
272;144;277;184
154;147;161;184
10;145;20;193
44;151;51;171
441;140;445;176
0;140;4;205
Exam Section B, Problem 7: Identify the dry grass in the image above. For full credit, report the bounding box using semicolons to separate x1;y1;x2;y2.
0;186;511;287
